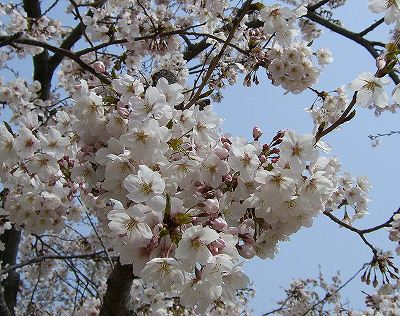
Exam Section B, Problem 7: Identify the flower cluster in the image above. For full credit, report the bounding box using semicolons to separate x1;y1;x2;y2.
266;43;321;93
0;72;371;312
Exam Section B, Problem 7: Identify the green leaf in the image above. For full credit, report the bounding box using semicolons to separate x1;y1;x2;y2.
166;119;173;129
174;213;192;225
3;121;14;136
170;230;182;245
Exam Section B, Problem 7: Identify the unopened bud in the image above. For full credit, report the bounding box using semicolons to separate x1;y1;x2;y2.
211;218;228;231
214;147;229;160
259;154;267;163
226;227;239;235
117;102;130;119
238;244;255;259
252;126;263;140
93;61;106;73
376;54;386;71
223;174;233;183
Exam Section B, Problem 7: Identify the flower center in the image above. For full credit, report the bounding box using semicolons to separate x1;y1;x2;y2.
158;261;172;276
141;183;153;194
124;218;138;231
191;238;202;250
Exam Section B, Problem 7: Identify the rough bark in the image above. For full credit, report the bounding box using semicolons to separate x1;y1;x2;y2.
0;229;21;316
99;262;136;316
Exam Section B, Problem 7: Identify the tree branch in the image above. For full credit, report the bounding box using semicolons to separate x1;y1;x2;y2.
323;210;377;255
23;0;52;100
305;11;400;85
0;250;108;276
48;0;108;72
0;228;21;316
184;0;254;109
315;92;358;143
0;36;111;84
359;18;385;37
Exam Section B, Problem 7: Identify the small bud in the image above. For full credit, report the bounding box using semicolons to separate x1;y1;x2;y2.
223;174;233;183
211;218;228;231
214;147;229;160
238;244;255;259
376;54;386;71
93;61;106;73
226;227;239;235
117;102;130;119
252;126;263;140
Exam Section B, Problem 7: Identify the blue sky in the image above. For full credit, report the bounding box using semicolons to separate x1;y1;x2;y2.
214;1;400;314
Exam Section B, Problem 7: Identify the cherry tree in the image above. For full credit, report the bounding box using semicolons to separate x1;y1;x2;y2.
0;0;399;315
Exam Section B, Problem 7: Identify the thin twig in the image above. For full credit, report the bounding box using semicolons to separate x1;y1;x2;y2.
301;264;367;316
0;250;108;275
183;0;253;109
84;211;114;269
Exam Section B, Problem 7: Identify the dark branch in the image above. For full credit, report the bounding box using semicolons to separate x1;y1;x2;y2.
0;36;112;84
23;0;52;100
307;0;332;12
359;18;385;37
184;0;254;109
305;11;400;85
0;250;108;276
315;92;358;143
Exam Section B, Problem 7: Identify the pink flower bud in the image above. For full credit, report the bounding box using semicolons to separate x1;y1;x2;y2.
223;142;231;151
243;233;255;245
58;159;68;168
259;154;267;163
252;126;263;140
273;130;285;141
238;244;255;259
223;174;233;184
212;238;226;249
204;199;219;214
226;227;239;235
191;217;200;225
74;84;83;91
214;147;229;159
270;148;280;154
117;103;130;119
93;61;106;73
211;218;228;231
209;244;219;256
376;54;386;71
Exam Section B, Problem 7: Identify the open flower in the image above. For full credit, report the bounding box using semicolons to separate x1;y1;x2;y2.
107;199;153;241
124;165;165;203
349;72;390;108
175;225;220;268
